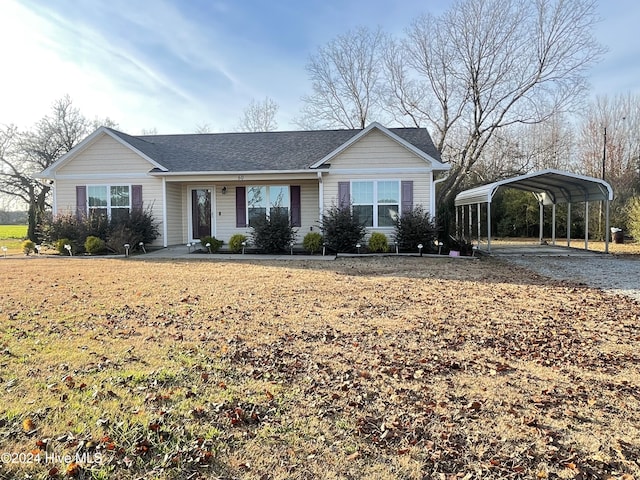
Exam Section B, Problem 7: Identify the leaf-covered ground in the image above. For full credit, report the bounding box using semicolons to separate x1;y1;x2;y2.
0;256;638;479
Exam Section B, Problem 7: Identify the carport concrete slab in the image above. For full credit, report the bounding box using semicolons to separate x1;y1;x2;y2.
486;244;605;257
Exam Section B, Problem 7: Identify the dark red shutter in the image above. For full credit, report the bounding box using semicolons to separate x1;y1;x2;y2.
236;186;246;228
401;181;413;213
132;185;143;211
338;182;350;208
290;185;301;227
76;186;87;219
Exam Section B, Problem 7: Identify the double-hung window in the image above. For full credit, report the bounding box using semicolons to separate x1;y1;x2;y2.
87;185;131;220
247;185;290;226
351;180;399;227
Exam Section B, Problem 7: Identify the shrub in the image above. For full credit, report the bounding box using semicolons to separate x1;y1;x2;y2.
394;205;439;252
229;234;248;253
303;231;323;254
55;238;72;255
84;235;106;254
251;208;296;253
200;235;223;253
627;196;640;241
22;240;35;255
320;203;366;253
40;207;159;255
368;232;389;253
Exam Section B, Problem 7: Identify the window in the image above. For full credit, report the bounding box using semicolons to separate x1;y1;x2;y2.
88;185;131;220
247;185;290;226
351;180;399;228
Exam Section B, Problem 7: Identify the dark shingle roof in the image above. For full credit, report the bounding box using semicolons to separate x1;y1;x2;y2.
107;126;442;173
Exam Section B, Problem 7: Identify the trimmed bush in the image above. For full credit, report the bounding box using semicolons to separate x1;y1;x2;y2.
200;235;223;253
320;203;366;253
368;232;389;253
84;236;106;254
22;240;35;255
229;234;248;253
40;207;159;255
303;231;323;254
251;208;296;253
394;205;439;252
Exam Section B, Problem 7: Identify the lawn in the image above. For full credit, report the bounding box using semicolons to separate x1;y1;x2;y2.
0;225;27;254
0;256;638;479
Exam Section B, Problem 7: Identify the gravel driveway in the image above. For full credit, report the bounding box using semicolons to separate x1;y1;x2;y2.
499;254;640;302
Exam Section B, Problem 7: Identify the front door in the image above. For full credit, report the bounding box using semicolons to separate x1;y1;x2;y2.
191;188;213;240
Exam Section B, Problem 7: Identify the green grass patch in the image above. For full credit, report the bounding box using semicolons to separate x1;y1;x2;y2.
0;224;27;239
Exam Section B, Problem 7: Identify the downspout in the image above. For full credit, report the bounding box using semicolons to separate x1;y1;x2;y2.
433;172;449;217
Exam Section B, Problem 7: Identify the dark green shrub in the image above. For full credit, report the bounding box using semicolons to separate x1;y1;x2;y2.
55;238;72;255
320;203;366;253
368;232;389;253
228;234;247;253
628;196;640;241
250;208;296;253
40;207;159;254
22;240;35;255
200;235;223;253
303;232;323;254
394;205;439;252
84;235;106;254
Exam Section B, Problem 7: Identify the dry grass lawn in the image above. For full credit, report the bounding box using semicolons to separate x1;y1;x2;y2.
0;256;638;479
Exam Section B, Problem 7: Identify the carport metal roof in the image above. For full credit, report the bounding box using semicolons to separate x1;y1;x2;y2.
454;169;614;253
454;169;613;207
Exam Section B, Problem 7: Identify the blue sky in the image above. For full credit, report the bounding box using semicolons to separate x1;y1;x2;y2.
0;0;638;134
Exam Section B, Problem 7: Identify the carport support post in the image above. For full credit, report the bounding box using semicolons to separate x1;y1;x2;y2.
567;203;572;247
487;202;492;253
455;207;459;237
605;199;610;254
552;203;557;245
539;201;544;245
477;203;481;248
468;205;472;241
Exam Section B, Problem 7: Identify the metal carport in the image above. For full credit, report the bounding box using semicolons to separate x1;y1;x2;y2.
454;169;614;253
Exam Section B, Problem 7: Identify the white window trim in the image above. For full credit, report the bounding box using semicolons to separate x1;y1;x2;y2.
350;179;401;228
246;185;291;224
87;184;132;218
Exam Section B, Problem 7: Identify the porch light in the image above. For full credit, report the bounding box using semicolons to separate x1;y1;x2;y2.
186;242;192;252
356;243;361;254
434;239;443;255
124;243;130;257
221;186;227;195
290;241;295;255
322;242;326;256
417;243;423;257
394;241;399;255
64;244;72;256
35;244;41;255
2;246;7;258
241;241;246;255
139;241;146;254
205;242;211;254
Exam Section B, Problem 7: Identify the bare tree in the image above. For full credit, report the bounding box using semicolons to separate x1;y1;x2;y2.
194;123;212;134
236;97;279;132
385;0;605;207
297;27;388;129
0;95;103;241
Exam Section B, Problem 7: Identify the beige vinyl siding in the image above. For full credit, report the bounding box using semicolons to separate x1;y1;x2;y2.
165;182;183;246
329;129;431;170
211;180;319;244
57;134;156;175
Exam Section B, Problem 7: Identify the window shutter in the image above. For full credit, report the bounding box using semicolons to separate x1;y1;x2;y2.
132;185;143;211
76;186;87;219
236;186;246;228
338;182;350;209
401;181;413;213
290;185;301;227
